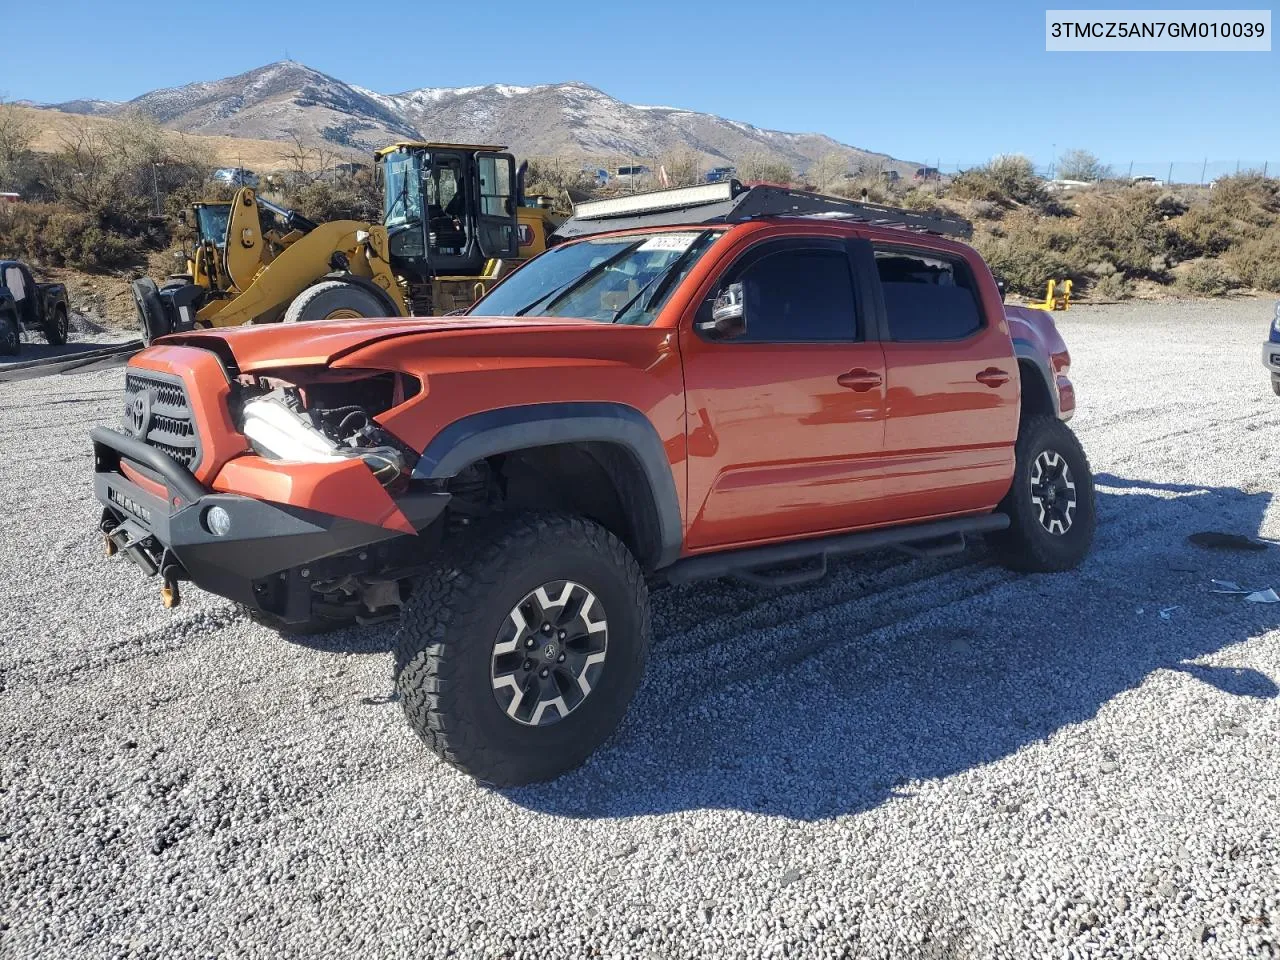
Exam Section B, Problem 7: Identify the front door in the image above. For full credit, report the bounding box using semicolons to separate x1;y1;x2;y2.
680;237;889;551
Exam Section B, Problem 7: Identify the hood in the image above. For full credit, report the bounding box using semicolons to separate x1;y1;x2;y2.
160;315;599;372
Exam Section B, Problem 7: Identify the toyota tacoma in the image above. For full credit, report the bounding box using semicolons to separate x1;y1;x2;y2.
93;182;1094;786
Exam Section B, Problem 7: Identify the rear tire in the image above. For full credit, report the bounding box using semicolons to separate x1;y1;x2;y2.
991;415;1096;572
0;310;19;356
42;306;68;346
393;513;650;786
283;280;389;323
1271;375;1280;397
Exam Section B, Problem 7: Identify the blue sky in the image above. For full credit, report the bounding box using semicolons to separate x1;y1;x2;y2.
4;0;1277;169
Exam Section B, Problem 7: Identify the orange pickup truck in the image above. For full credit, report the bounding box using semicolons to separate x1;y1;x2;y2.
93;182;1093;785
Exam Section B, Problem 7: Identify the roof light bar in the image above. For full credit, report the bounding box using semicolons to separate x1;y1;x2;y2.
573;181;739;220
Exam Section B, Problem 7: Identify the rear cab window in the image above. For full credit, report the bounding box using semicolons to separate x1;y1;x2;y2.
873;246;984;341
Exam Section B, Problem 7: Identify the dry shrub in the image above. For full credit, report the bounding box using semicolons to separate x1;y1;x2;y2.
1177;260;1238;296
1223;230;1280;292
0;202;137;271
280;172;380;223
972;211;1083;296
1090;270;1133;300
950;155;1045;207
1072;189;1170;277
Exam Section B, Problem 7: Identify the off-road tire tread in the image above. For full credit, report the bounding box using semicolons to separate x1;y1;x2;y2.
393;512;650;786
283;280;385;323
992;414;1096;573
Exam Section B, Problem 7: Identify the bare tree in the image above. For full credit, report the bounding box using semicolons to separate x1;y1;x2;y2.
658;148;700;187
808;151;849;192
737;152;794;185
0;101;35;167
279;132;338;186
1057;148;1113;182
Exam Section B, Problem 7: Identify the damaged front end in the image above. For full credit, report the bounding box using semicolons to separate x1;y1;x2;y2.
95;350;451;628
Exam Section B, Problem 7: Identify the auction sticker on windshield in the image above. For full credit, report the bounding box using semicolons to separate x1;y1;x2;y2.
639;233;701;252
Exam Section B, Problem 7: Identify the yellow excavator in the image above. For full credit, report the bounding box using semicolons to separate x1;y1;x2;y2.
132;142;561;343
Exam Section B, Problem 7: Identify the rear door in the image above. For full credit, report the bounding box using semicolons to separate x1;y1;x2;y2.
866;240;1018;521
680;234;890;550
476;152;518;259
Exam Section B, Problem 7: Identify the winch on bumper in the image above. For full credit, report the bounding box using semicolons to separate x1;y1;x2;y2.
93;426;450;623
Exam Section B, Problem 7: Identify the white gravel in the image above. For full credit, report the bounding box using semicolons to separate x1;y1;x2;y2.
2;300;1279;959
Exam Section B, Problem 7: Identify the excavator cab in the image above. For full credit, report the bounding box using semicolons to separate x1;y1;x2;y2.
377;143;519;300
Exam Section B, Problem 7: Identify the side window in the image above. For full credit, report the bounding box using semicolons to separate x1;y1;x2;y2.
874;247;983;341
723;246;858;342
4;266;25;301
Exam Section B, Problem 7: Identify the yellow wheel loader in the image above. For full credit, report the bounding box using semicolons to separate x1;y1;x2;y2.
132;142;561;343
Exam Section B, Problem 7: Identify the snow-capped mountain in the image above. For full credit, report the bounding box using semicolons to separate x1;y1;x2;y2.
44;61;914;175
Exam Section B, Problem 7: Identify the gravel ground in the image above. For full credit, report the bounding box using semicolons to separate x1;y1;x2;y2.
3;300;1279;960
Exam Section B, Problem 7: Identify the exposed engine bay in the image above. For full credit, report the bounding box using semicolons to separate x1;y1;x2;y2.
234;371;421;489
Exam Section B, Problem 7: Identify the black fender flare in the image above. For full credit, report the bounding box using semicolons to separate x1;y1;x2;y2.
413;401;683;569
1011;338;1060;418
323;272;401;317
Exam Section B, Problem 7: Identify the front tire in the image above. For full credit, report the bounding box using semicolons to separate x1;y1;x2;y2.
132;278;170;345
393;513;650;786
283;280;389;323
991;415;1096;572
1271;375;1280;397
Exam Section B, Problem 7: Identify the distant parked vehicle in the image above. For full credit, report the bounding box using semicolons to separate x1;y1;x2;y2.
881;170;901;183
0;192;19;204
613;164;651;183
211;167;260;188
1130;175;1165;187
705;166;736;183
914;166;941;182
0;259;70;357
1262;301;1280;396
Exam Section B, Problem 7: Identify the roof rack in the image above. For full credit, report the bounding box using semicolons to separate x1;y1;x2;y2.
554;180;972;241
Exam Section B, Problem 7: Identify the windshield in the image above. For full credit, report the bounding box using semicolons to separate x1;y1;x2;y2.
195;205;231;248
383;150;423;227
470;230;721;325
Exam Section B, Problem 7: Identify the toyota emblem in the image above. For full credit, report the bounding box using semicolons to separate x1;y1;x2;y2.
128;390;153;438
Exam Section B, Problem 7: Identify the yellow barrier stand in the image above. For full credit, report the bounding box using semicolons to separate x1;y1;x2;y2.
1032;279;1072;311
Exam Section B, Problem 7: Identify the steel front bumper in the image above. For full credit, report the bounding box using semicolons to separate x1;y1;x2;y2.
1263;341;1280;376
92;427;449;621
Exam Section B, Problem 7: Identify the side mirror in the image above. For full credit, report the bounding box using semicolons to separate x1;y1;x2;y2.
176;210;187;226
697;282;747;339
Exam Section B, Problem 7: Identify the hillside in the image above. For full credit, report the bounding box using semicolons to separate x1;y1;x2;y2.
12;105;362;171
39;61;916;175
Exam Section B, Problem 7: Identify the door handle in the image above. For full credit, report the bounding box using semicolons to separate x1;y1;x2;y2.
837;368;883;392
976;367;1010;388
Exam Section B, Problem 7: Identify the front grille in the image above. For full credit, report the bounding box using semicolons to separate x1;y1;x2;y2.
123;371;201;471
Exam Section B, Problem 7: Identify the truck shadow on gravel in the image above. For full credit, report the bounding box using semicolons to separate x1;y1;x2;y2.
506;474;1280;820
